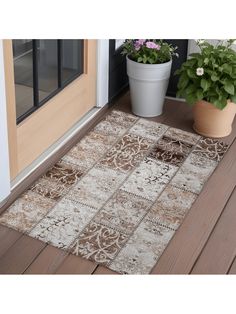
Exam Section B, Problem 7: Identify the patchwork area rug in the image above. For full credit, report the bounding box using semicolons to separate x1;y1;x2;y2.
0;110;229;274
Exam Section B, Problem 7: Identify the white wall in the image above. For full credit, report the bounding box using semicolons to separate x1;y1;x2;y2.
0;40;11;203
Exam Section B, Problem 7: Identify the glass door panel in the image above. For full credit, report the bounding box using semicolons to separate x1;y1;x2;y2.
13;40;34;119
61;40;84;84
38;40;59;102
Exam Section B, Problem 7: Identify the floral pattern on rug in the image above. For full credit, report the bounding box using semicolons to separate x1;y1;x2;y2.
100;134;153;172
148;135;193;166
0;109;229;274
192;137;228;162
70;222;128;266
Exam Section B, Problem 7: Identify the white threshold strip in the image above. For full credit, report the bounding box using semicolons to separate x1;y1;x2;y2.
11;106;103;191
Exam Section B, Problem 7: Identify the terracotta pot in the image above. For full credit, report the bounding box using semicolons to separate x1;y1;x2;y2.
193;100;236;138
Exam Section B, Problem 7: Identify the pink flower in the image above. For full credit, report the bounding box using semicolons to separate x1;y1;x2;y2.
145;41;160;50
134;39;146;51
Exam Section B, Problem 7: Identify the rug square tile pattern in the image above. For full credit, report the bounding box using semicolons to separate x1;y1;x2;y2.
147;185;197;230
171;153;218;194
0;190;55;233
94;190;152;234
129;118;168;141
0;109;229;274
165;127;201;145
66;165;127;209
121;157;178;201
30;177;70;201
109;219;175;274
29;199;97;249
148;135;193;167
62;131;117;170
100;133;153;172
70;221;129;266
192;137;228;162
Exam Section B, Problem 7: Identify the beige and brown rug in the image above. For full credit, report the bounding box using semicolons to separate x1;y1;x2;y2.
0;110;228;274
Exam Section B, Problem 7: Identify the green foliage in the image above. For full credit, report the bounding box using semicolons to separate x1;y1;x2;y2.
121;39;178;64
175;39;236;110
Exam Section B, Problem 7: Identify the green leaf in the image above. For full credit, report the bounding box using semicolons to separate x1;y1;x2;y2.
198;59;203;67
185;84;196;95
186;93;197;105
213;98;228;110
230;95;236;103
137;57;143;63
222;63;232;74
178;74;189;89
196;89;203;101
200;78;210;92
211;73;219;82
187;68;196;79
223;82;235;95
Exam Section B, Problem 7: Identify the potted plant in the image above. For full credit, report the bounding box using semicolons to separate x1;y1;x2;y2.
121;40;178;117
175;39;236;138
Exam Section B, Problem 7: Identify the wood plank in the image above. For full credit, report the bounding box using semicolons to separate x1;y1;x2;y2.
55;254;97;274
228;257;236;274
93;266;119;275
0;235;46;274
0;224;22;259
151;137;236;274
24;245;68;274
191;186;236;274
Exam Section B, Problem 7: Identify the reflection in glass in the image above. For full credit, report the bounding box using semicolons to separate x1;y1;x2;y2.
13;40;34;119
38;40;59;102
62;40;83;83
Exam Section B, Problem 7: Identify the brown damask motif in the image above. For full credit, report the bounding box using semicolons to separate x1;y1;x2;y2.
44;161;83;186
100;133;153;172
70;222;128;265
30;161;83;201
192;138;228;162
148;136;193;166
31;178;69;201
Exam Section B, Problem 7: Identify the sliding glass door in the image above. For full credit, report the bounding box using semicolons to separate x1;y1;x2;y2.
13;39;84;123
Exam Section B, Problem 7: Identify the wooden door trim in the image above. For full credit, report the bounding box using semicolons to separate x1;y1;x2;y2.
3;40;18;178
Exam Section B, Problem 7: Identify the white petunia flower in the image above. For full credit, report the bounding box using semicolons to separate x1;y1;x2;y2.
197;39;205;45
196;67;204;76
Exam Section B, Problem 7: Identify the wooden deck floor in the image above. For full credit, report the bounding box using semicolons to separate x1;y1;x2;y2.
1;91;236;275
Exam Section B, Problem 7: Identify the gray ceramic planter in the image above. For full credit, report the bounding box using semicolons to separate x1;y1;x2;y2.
127;56;172;117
